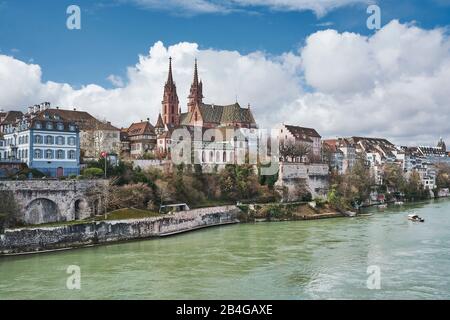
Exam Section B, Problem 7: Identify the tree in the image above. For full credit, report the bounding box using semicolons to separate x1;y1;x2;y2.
382;164;406;193
280;141;312;163
436;164;450;189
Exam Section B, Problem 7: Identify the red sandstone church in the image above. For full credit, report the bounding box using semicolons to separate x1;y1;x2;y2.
121;58;257;158
156;58;257;131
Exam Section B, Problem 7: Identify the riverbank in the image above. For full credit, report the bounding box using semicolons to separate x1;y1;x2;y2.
0;202;345;256
0;206;240;256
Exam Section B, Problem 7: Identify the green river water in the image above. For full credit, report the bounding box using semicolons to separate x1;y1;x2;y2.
1;199;449;300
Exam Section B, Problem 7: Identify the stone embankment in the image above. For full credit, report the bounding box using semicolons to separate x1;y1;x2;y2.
0;206;240;255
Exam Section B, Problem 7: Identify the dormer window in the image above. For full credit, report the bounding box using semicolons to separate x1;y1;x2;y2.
69;125;76;131
57;123;64;131
35;122;42;129
46;122;53;130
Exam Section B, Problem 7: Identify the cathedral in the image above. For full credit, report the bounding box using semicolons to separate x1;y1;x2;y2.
155;58;257;133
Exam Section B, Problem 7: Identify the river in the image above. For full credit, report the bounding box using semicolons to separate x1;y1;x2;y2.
1;199;449;300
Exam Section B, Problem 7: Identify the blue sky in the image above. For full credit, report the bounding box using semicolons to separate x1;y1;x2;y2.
1;0;450;88
1;0;450;145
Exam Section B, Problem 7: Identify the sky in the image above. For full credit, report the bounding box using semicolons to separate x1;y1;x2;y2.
1;0;450;146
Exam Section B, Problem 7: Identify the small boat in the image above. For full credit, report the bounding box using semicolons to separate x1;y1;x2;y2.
408;214;425;222
395;201;405;205
378;204;388;209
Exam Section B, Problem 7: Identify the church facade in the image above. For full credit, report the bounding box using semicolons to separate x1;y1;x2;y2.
155;58;258;157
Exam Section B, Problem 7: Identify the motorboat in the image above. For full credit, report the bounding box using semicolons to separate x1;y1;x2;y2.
408;214;425;222
395;201;405;205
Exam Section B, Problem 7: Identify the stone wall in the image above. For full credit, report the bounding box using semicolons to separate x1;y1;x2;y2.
0;205;240;255
276;162;329;200
0;180;108;225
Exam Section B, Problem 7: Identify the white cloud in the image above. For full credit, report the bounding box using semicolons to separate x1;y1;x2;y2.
125;0;371;16
107;74;125;87
1;20;450;146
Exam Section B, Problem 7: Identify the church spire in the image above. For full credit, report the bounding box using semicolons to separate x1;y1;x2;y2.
188;59;203;113
167;57;174;85
193;58;199;85
162;57;180;126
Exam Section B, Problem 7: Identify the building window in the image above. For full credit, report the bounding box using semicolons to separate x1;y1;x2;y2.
69;125;76;131
45;136;54;144
35;122;42;129
56;150;65;159
46;122;53;130
57;123;64;131
25;150;28;158
209;151;214;163
56;136;65;145
45;149;53;159
34;149;42;159
34;135;43;144
68;150;76;160
68;137;76;146
223;151;227;163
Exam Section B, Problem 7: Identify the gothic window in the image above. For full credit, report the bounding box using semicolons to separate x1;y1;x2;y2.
209;151;214;163
45;135;54;144
202;151;206;163
194;113;198;122
223;151;227;163
56;150;65;159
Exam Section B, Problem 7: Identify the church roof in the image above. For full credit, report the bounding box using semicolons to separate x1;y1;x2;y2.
180;103;256;126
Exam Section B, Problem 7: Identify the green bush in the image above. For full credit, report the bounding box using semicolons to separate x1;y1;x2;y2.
82;167;104;178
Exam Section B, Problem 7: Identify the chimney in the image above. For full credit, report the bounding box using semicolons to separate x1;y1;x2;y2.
147;118;150;122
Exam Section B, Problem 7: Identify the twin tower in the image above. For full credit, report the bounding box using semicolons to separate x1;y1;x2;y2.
161;58;203;126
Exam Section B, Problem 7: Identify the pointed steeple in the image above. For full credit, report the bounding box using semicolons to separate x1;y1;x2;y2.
188;59;204;113
162;57;180;126
167;57;174;85
193;58;199;85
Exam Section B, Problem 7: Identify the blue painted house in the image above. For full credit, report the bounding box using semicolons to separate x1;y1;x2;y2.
0;104;80;177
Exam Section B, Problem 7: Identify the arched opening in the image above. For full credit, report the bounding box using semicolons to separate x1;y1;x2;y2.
26;198;59;225
74;199;88;220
